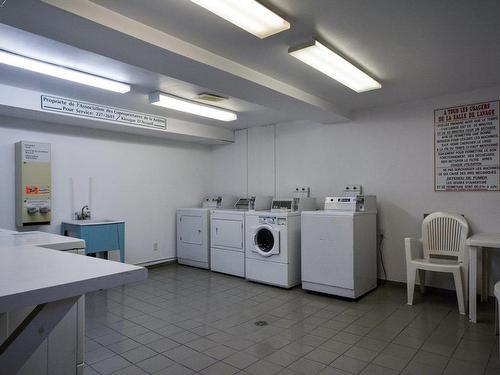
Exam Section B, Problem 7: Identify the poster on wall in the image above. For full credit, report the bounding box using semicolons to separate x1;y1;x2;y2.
434;100;499;191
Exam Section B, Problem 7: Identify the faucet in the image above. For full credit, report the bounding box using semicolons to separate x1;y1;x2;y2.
82;205;91;220
76;205;91;220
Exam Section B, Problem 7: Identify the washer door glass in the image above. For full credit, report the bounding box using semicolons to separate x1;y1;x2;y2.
255;227;275;255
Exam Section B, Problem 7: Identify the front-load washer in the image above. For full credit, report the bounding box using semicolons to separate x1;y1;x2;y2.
245;211;301;288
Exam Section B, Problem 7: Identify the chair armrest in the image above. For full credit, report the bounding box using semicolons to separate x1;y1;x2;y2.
405;237;423;263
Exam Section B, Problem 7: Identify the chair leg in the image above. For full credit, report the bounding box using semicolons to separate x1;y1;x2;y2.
453;269;465;315
496;298;500;359
482;249;488;303
497;299;500;359
495;300;499;336
418;270;426;294
462;266;469;314
407;267;416;305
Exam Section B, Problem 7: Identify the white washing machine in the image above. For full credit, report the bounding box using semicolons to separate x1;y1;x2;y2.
301;204;377;298
245;211;302;288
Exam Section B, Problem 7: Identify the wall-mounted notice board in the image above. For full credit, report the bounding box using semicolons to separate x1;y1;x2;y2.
434;100;499;191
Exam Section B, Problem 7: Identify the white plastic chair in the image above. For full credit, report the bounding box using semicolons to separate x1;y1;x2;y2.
405;212;469;315
495;282;500;358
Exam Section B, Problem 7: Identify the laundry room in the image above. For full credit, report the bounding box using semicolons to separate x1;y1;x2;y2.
1;1;500;375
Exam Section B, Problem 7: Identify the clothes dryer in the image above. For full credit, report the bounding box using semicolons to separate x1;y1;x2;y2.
209;195;272;277
177;195;235;269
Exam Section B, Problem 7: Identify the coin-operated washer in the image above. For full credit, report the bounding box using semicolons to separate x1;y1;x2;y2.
301;186;378;298
245;191;317;288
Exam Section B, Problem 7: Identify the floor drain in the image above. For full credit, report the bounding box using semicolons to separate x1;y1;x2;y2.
254;320;268;326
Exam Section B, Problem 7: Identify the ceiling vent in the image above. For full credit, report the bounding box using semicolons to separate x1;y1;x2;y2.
195;92;228;102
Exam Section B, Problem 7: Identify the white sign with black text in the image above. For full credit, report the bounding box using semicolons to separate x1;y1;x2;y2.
434;100;499;191
41;95;167;130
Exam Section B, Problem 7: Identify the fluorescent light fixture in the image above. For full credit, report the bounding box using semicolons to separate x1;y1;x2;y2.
289;40;381;93
0;50;131;93
150;92;237;122
191;0;290;38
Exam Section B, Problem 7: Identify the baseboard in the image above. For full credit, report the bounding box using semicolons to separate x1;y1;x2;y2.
377;278;492;299
137;257;177;268
378;278;403;287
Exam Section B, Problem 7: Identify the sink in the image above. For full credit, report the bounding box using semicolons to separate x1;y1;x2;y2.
62;219;124;225
61;220;126;262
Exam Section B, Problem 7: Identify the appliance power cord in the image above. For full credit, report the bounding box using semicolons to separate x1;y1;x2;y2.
378;232;387;283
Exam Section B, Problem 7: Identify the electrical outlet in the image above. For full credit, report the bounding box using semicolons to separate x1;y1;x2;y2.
294;186;310;197
153;242;159;251
344;185;362;194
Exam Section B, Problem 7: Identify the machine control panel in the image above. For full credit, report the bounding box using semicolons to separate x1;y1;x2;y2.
324;195;376;212
202;196;222;208
271;200;292;211
234;198;251;209
259;216;275;224
324;196;364;211
258;216;287;225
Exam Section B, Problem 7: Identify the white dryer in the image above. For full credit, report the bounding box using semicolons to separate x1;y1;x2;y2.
177;195;236;269
210;209;247;277
177;208;211;269
245;211;301;288
209;195;272;277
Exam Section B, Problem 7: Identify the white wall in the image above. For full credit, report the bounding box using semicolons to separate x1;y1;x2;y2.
210;85;500;289
0;116;212;264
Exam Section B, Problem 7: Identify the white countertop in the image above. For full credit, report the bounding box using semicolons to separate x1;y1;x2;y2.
0;231;85;250
0;245;146;312
0;228;17;234
466;233;500;248
0;229;147;312
62;219;125;226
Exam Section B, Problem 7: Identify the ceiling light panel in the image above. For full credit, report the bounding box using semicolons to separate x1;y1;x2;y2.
0;50;131;93
191;0;290;38
289;40;381;93
150;92;237;122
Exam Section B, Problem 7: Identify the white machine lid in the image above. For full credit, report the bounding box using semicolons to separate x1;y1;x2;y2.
177;207;210;212
248;211;300;218
301;210;377;216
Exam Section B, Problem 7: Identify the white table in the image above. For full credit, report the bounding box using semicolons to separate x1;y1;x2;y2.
0;244;147;374
0;230;85;250
468;233;500;323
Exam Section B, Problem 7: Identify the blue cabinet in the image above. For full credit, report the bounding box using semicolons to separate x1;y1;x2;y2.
61;221;125;262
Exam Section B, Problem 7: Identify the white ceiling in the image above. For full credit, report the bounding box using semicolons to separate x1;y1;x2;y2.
1;0;499;129
0;23;290;129
90;0;500;112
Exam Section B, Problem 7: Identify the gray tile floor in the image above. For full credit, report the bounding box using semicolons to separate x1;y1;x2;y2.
84;264;500;375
